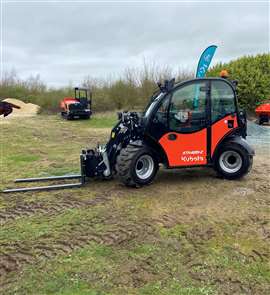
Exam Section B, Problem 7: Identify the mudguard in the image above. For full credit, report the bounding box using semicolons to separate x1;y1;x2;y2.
213;135;255;161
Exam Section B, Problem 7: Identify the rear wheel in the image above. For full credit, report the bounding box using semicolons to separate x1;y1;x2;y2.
116;143;158;187
214;144;253;179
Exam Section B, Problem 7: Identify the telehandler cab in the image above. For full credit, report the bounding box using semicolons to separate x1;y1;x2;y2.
3;77;254;193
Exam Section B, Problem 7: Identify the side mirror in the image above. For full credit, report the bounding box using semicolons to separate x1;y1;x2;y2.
238;109;247;138
157;78;175;92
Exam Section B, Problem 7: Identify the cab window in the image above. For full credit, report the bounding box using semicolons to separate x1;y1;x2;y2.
169;82;207;133
153;96;170;125
211;81;236;122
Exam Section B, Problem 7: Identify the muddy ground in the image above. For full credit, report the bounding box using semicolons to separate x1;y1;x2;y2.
0;115;269;295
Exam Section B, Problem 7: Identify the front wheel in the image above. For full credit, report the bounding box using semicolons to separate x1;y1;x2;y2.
214;144;253;180
115;143;159;187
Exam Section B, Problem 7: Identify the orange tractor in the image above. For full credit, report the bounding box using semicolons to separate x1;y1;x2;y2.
60;87;92;120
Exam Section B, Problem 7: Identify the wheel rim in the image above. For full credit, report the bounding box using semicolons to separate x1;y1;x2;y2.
135;155;154;180
219;150;242;174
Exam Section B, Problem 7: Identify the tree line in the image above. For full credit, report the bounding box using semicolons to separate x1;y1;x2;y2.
0;53;269;113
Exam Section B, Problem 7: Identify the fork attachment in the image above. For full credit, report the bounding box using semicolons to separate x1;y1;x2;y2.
2;155;86;193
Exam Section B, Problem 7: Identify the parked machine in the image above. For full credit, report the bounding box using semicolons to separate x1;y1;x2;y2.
255;102;270;125
60;87;92;120
3;77;254;193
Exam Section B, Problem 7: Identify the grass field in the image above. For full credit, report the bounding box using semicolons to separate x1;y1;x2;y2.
0;113;269;295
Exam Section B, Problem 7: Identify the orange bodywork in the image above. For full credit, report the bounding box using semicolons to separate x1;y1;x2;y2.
255;103;270;117
211;114;238;156
158;114;238;167
60;97;79;111
159;129;207;166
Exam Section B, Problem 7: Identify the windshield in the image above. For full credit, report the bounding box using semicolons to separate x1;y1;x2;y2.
144;93;164;118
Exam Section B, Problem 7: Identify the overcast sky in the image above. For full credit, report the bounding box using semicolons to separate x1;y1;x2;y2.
2;0;269;87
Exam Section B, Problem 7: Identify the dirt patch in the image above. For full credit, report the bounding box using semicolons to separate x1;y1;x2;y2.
188;256;268;295
0;194;111;226
0;215;155;287
116;256;160;288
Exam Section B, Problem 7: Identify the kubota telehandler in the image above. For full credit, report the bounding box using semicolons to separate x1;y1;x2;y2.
3;77;254;193
60;87;92;120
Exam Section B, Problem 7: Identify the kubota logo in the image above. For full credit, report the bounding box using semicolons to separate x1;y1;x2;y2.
181;150;204;162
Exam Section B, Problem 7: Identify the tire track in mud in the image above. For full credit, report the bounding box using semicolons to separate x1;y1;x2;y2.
0;195;110;225
0;215;155;289
1;211;269;292
152;214;180;228
248;214;270;241
155;213;270;295
189;262;268;295
0;198;160;288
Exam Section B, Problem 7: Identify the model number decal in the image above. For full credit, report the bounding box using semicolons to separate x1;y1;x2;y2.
181;150;204;162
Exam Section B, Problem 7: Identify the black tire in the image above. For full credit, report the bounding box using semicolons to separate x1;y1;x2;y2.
115;143;158;187
67;114;74;120
61;112;67;119
214;144;253;180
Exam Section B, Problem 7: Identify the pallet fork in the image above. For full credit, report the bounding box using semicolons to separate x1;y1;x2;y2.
2;154;87;193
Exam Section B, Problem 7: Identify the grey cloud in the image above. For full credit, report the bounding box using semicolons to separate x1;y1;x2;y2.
2;1;269;87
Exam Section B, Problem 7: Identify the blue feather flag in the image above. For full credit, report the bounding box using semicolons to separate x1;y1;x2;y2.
196;45;217;78
193;45;217;109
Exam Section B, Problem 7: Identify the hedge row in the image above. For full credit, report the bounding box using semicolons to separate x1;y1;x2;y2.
208;53;270;110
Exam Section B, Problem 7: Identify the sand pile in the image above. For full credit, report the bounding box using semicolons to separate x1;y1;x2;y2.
1;98;40;117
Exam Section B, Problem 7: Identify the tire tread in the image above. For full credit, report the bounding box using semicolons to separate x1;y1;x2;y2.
115;143;158;187
214;143;253;179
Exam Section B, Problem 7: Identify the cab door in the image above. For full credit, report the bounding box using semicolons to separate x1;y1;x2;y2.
210;80;238;157
149;80;210;167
